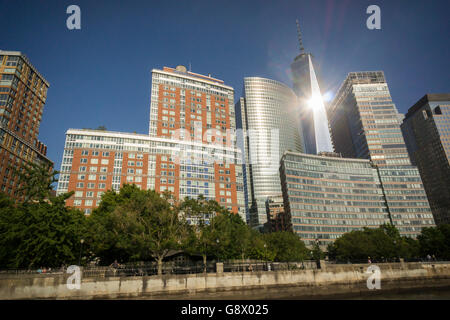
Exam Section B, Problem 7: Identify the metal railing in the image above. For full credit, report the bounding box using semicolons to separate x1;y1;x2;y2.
1;259;447;277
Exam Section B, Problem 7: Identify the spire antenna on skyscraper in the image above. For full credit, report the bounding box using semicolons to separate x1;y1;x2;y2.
296;19;305;54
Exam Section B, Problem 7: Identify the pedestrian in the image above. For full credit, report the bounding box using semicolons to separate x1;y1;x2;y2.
248;264;253;272
427;254;432;261
110;260;119;268
368;257;372;264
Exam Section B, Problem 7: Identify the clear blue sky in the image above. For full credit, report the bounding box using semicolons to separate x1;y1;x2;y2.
0;0;449;173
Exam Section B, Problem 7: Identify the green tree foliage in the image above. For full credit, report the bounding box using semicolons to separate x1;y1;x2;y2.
12;161;57;203
264;232;309;262
87;184;189;274
181;196;224;270
327;223;421;262
0;162;86;269
418;225;450;260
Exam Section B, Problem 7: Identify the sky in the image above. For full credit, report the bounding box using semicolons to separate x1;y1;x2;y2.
0;0;449;173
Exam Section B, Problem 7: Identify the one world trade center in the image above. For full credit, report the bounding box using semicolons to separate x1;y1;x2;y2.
291;20;333;154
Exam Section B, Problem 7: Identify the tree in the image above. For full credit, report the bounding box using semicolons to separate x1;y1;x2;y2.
12;161;57;203
181;196;220;271
209;211;250;261
87;185;189;274
0;190;86;269
327;224;421;262
264;232;308;262
418;225;450;260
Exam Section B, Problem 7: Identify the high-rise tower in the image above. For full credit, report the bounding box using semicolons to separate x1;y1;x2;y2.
236;77;303;227
328;71;435;236
291;20;333;155
401;94;450;225
0;50;52;199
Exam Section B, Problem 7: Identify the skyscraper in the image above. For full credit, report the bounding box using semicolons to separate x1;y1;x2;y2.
328;71;410;166
328;71;435;235
0;50;52;198
401;94;450;225
236;77;303;227
291;20;333;155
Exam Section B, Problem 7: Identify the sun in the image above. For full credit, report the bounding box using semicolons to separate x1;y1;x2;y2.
307;94;323;109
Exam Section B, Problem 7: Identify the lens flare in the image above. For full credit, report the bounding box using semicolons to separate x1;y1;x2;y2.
307;95;323;109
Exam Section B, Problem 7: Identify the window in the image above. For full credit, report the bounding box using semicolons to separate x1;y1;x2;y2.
127;168;134;174
102;152;110;157
74;200;82;206
78;174;85;180
79;167;86;172
81;150;89;156
75;191;83;197
88;174;96;180
101;159;109;165
87;183;95;189
85;200;93;206
128;153;135;159
76;182;84;188
128;161;135;166
92;151;99;156
89;167;97;172
80;158;87;164
91;158;98;164
100;167;107;173
86;191;94;197
98;183;106;189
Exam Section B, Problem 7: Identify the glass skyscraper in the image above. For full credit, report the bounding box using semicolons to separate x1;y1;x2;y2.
290;21;333;155
328;71;435;235
236;77;303;227
401;94;450;225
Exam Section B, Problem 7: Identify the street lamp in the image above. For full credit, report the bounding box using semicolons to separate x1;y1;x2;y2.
78;239;84;266
216;239;220;262
263;243;268;271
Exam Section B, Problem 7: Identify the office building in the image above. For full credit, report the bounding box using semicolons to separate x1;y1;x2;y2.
401;94;450;225
327;71;435;234
280;151;435;246
291;20;333;154
265;194;289;232
328;71;410;166
236;77;303;227
0;50;52;198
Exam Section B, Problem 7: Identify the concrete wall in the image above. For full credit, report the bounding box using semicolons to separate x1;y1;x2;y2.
1;262;449;299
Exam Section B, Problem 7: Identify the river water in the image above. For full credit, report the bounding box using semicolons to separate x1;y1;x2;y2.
126;285;450;300
346;286;450;300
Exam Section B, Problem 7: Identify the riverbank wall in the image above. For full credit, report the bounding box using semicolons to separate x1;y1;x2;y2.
1;261;449;299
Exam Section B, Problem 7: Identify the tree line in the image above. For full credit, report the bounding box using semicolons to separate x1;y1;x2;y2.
0;162;448;273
